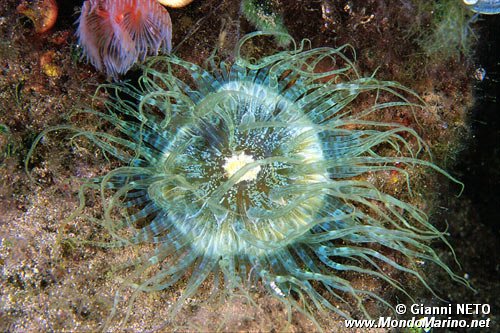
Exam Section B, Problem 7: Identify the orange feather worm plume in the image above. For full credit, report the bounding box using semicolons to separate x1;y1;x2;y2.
76;0;172;79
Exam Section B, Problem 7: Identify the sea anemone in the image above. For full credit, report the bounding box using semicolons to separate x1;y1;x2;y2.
76;0;172;79
31;33;468;328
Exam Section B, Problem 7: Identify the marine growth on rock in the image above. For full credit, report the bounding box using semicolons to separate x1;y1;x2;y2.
32;33;468;328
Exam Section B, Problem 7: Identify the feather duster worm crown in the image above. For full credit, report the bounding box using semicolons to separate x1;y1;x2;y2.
76;0;172;78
